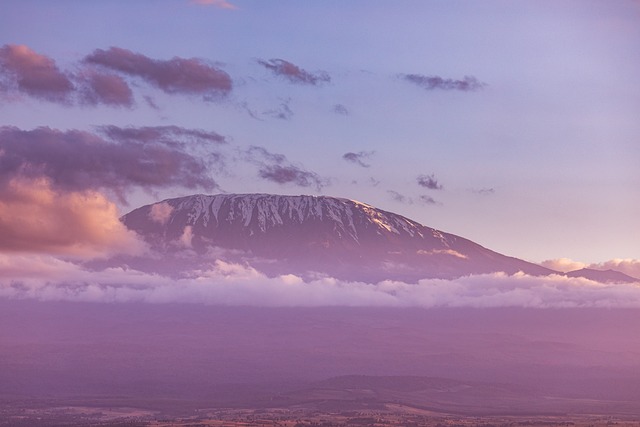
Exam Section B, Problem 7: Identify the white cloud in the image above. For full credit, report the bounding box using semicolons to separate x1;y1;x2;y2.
1;257;639;308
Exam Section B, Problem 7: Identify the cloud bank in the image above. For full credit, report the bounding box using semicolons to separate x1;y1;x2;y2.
0;126;217;201
1;257;638;308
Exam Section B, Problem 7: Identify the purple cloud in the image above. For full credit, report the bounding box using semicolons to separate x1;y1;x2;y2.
258;58;330;85
0;44;74;103
0;126;218;202
98;125;227;147
77;70;134;107
402;74;486;91
84;47;232;97
419;195;438;205
245;146;326;190
417;174;443;190
343;151;375;168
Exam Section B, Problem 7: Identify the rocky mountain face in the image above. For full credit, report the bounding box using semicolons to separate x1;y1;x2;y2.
121;193;555;282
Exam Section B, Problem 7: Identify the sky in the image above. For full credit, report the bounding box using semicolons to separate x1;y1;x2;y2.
0;0;639;277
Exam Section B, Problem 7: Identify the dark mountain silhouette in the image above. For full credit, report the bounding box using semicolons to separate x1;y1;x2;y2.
121;193;555;281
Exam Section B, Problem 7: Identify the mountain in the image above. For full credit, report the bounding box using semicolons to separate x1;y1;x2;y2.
565;268;639;284
121;193;554;282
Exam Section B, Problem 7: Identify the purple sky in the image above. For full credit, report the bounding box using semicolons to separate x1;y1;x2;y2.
1;0;639;267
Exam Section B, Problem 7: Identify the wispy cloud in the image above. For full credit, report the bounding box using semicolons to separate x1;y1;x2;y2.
401;74;486;91
244;146;326;190
258;58;330;85
343;151;374;168
84;47;232;97
263;98;294;120
333;104;349;115
417;174;443;190
190;0;237;9
388;190;413;204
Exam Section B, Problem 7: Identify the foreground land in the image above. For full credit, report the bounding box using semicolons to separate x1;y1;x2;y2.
1;301;639;425
2;403;640;427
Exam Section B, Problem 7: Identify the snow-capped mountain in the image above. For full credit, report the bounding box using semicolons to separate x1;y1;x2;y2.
121;193;554;281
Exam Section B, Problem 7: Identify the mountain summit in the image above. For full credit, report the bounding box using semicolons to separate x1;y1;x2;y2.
121;193;554;281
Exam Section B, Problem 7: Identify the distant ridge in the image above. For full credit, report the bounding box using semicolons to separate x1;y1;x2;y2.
565;268;639;284
121;193;555;282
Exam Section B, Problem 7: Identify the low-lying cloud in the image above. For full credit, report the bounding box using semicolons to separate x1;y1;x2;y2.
1;257;638;308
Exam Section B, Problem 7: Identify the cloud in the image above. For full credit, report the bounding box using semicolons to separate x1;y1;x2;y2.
343;151;374;168
417;174;443;190
84;47;232;97
149;202;175;225
402;74;486;91
0;44;74;103
258;58;330;85
540;258;588;273
1;260;639;308
98;125;227;146
472;187;495;196
190;0;237;9
0;126;218;202
244;146;326;190
388;190;413;204
333;104;349;115
77;69;134;107
419;195;438;205
263;98;294;120
591;259;640;279
0;177;145;257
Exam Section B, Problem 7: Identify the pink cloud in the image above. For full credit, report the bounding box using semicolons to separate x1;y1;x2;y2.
1;260;639;308
77;69;134;107
541;258;588;273
0;44;73;102
84;47;232;97
149;202;175;225
0;178;145;257
191;0;238;9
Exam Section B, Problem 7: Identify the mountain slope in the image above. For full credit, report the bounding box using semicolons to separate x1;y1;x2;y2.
565;268;639;284
121;193;555;281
